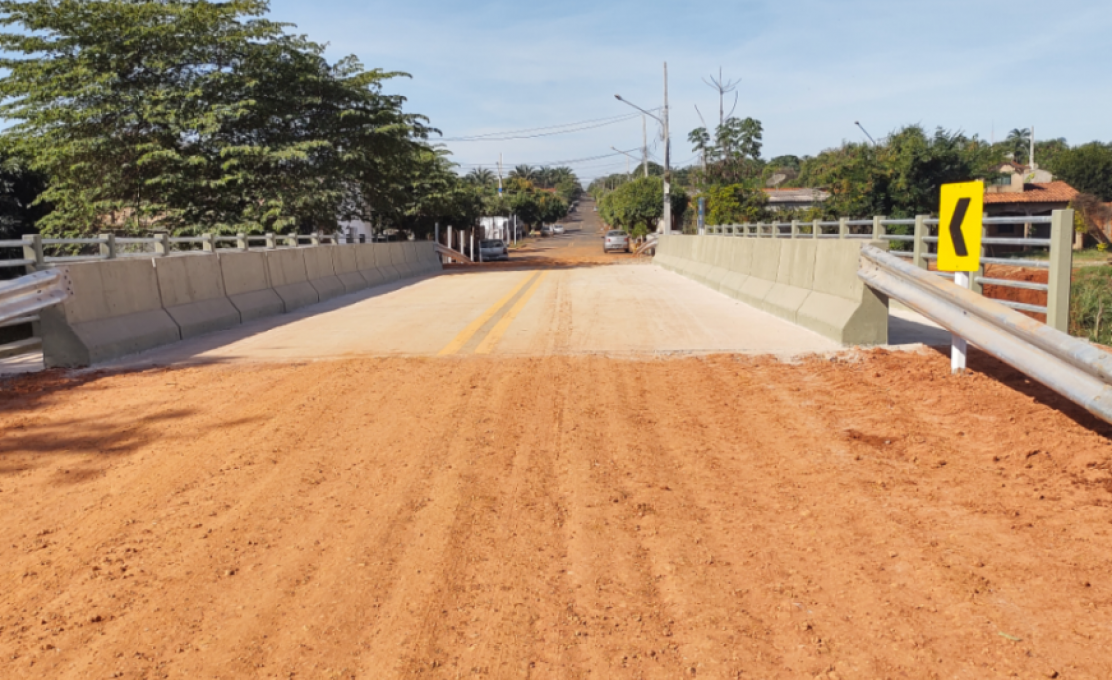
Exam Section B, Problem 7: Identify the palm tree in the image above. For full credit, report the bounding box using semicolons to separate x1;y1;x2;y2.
551;166;576;184
1006;128;1031;165
510;165;537;182
465;168;495;186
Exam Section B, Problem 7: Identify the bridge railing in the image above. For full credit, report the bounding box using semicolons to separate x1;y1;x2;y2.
0;231;377;275
706;211;1073;333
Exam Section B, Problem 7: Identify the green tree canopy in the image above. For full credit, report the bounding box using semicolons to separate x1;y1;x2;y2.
598;176;688;237
0;0;432;237
1048;142;1112;201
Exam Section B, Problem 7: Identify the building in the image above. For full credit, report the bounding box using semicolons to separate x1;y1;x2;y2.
983;167;1078;246
761;188;829;212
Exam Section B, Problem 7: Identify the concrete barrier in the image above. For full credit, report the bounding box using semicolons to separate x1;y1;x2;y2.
354;244;386;287
390;242;415;278
377;244;402;282
219;251;285;321
719;239;751;298
654;235;888;345
40;258;180;367
797;239;889;345
303;247;345;301
154;254;241;339
331;246;368;293
415;241;442;274
265;249;318;311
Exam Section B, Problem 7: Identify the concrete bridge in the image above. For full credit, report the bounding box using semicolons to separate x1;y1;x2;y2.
2;200;949;373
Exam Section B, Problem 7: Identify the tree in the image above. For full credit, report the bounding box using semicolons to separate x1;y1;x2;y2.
510;165;537;182
465;168;496;186
797;126;1002;218
599;176;688;237
716;117;763;162
1048;142;1112;201
698;184;770;225
688;127;711;162
0;0;431;237
1006;128;1031;164
0;152;49;240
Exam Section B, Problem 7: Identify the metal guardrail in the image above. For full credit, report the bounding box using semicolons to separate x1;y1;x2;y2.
435;243;472;263
858;244;1112;425
706;210;1074;333
0;269;71;326
633;235;658;256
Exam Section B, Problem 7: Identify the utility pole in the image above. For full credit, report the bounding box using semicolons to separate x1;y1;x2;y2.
662;61;671;234
497;153;504;196
614;61;671;233
642;114;648;178
1029;125;1035;170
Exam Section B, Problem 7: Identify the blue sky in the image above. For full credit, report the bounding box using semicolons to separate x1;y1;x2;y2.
270;0;1112;184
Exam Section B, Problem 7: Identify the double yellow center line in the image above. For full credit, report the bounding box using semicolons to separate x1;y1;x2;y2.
437;270;550;356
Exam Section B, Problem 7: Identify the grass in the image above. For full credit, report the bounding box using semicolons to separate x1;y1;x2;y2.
1069;265;1112;345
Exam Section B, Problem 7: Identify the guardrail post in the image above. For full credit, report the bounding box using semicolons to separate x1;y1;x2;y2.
286;233;298;248
912;215;928;270
812;219;820;239
771;221;780;239
22;234;43;272
265;233;276;249
971;217;986;295
154;233;170;256
872;215;885;241
791;220;800;238
838;218;848;239
1047;209;1074;333
201;233;215;252
237;232;248;250
98;233;117;259
310;232;320;247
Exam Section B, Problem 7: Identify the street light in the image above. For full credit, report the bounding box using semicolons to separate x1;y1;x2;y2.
855;120;877;146
615;62;671;233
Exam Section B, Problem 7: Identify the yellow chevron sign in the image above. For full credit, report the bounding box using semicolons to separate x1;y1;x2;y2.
937;181;984;272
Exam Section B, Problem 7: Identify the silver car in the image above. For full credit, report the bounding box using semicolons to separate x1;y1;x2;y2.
478;239;508;261
603;230;630;253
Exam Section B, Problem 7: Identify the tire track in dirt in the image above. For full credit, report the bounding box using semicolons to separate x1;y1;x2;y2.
2;354;1112;678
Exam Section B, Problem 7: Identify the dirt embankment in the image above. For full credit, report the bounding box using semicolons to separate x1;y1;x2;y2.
2;352;1112;678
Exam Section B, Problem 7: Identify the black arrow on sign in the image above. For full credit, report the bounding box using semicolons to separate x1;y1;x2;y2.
947;197;971;257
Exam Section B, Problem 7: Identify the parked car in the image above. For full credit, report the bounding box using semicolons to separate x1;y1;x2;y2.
540;225;554;236
478;239;509;261
603;230;630;253
553;225;565;234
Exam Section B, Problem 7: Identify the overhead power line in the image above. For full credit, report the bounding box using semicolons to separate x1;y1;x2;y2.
455;147;643;169
439;111;657;142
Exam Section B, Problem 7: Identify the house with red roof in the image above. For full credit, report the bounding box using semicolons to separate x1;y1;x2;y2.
982;165;1078;248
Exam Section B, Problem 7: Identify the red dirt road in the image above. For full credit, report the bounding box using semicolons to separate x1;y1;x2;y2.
2;352;1112;679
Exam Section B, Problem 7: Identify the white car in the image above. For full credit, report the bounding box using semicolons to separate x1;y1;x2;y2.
553;225;565;234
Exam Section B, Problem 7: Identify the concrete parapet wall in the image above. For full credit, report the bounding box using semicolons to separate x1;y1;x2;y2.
388;243;413;278
414;242;441;273
302;247;344;302
39;242;447;367
41;258;180;367
354;244;386;286
654;235;888;345
219;251;284;321
266;249;317;312
154;255;241;339
331;246;367;293
377;244;402;282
